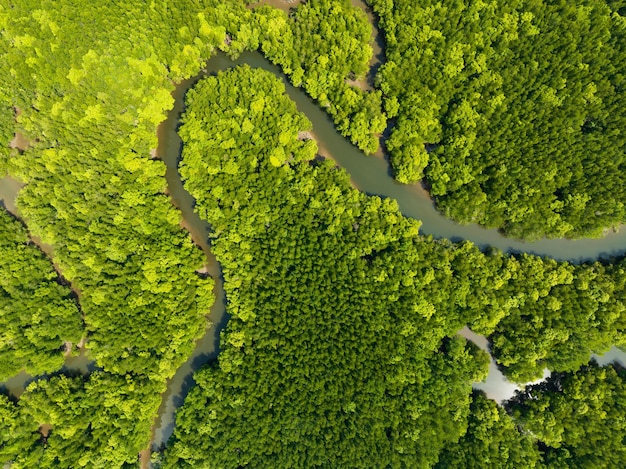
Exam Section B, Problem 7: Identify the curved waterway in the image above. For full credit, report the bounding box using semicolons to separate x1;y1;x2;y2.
150;49;626;451
206;52;626;263
149;69;229;451
0;177;94;398
0;349;95;399
2;46;626;458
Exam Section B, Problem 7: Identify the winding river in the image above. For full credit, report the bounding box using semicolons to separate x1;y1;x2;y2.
145;48;626;446
2;47;626;457
149;72;230;450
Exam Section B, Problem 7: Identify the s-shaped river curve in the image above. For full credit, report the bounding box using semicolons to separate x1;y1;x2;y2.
150;50;626;454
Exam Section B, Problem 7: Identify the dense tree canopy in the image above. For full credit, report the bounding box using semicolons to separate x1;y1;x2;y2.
164;66;492;468
369;0;626;239
0;1;222;465
164;62;626;466
0;209;82;381
488;255;626;382
1;372;160;468
257;0;386;153
1;0;216;381
436;392;543;469
508;363;626;468
1;0;626;467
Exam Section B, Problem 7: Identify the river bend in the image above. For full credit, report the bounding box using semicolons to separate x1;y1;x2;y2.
2;47;625;459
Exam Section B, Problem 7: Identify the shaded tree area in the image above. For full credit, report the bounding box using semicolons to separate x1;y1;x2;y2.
438;364;626;469
508;363;626;468
0;209;82;381
164;65;626;467
1;0;626;466
368;0;626;239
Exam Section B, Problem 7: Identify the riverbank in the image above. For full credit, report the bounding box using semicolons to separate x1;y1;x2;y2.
141;68;230;467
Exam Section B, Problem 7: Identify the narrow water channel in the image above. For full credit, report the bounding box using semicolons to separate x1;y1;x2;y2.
459;327;551;402
222;52;626;263
0;177;95;398
149;67;229;451
150;48;626;449
0;350;96;399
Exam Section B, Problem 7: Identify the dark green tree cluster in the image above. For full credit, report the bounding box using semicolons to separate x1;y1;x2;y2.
0;372;160;468
1;0;216;381
487;255;626;382
0;0;225;464
369;0;626;239
508;363;626;468
256;0;386;153
436;392;543;469
164;66;491;468
0;209;82;381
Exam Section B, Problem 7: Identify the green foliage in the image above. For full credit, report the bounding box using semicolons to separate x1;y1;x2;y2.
0;103;14;175
509;364;626;468
0;2;226;461
257;0;386;153
164;66;491;468
489;256;626;382
2;0;626;466
0;0;216;380
0;394;20;462
1;373;160;468
0;210;82;380
436;392;543;469
370;0;626;239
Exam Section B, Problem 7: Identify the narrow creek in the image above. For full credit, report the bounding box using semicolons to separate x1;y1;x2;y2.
148;69;229;451
0;177;94;398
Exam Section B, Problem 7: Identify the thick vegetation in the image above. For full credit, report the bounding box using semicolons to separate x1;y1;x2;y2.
1;0;216;381
369;0;626;239
1;0;626;467
0;1;221;465
208;0;387;153
436;392;543;469
164;64;626;466
164;66;491;468
508;363;626;468
488;255;626;382
1;372;160;468
439;364;626;469
0;209;82;381
257;0;386;153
